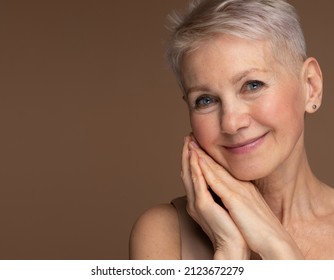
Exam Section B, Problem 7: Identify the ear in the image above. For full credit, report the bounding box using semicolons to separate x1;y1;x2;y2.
301;57;323;113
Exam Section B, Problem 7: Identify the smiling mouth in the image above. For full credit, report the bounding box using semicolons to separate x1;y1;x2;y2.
223;132;269;154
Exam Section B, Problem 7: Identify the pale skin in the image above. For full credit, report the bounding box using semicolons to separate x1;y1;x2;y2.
129;35;334;259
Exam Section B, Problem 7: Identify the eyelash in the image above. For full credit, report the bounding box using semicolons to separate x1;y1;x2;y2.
243;80;265;92
191;80;265;110
194;95;218;109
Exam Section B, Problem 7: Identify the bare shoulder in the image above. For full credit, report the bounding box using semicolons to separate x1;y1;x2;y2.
129;203;181;260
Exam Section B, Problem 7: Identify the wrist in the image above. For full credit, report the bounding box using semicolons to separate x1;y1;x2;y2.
213;244;250;260
259;236;304;260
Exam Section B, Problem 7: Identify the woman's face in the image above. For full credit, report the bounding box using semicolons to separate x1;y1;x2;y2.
182;35;308;180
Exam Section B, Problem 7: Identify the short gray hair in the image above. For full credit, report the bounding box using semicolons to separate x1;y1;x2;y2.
166;0;307;90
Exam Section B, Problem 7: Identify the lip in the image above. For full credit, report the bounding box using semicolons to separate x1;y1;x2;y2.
223;132;269;154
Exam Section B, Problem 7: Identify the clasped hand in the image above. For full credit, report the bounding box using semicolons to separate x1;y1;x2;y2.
181;135;304;260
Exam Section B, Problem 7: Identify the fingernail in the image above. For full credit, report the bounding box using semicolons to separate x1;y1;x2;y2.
190;141;199;149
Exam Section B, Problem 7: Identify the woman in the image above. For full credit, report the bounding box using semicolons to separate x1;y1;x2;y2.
129;0;334;259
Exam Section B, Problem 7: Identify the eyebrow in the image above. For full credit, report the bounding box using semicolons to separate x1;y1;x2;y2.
186;85;211;96
186;68;268;96
230;68;267;84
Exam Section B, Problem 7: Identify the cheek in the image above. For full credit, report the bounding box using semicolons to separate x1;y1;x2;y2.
257;87;305;134
190;115;219;147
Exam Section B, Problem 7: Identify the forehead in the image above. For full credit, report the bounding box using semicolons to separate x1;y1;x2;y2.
181;35;278;87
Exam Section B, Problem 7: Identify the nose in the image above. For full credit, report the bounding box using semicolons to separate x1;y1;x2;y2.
220;104;251;135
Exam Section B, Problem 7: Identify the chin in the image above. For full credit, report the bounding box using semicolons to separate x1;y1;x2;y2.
226;164;271;182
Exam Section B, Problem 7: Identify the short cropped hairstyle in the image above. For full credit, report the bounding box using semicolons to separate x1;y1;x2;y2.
166;0;307;91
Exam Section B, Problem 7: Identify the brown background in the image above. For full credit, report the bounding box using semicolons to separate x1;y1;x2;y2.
0;0;333;260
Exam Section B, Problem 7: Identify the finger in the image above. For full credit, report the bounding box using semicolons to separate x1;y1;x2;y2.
189;148;215;213
197;156;232;203
188;140;234;188
189;149;240;239
188;148;216;237
187;140;229;196
188;140;231;178
181;135;195;203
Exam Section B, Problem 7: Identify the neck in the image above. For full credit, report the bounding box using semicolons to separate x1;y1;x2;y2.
253;142;324;226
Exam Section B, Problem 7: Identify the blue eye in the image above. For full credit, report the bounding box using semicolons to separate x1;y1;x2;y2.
195;96;216;108
245;80;264;91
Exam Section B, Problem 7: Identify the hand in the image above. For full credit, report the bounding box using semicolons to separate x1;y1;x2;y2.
181;135;250;259
182;135;304;259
